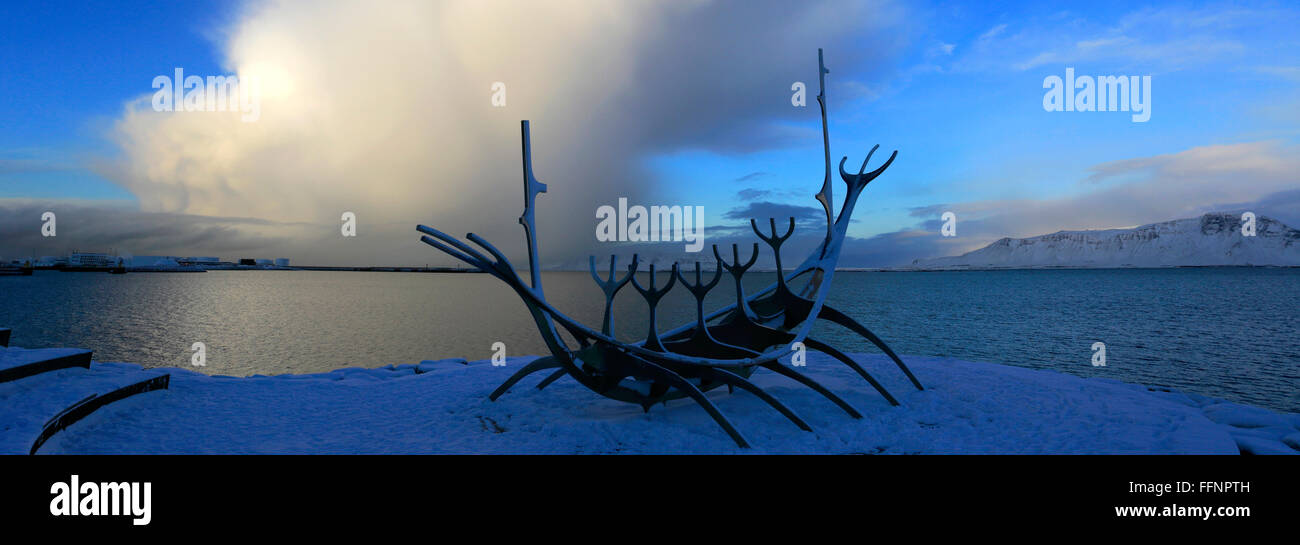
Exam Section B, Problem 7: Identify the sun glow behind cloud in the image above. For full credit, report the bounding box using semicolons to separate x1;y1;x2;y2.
93;0;900;266
98;0;675;265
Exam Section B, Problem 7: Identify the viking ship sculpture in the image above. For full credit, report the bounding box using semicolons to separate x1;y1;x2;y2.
417;50;922;447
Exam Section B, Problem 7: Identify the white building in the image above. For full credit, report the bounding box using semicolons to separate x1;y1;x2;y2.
131;256;182;267
35;256;67;268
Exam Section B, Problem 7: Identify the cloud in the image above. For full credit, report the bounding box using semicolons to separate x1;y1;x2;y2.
0;198;474;267
1082;141;1299;189
942;4;1296;73
736;188;770;201
721;201;824;225
98;0;904;268
733;171;768;183
822;141;1300;267
0;199;289;259
926;41;955;57
978;23;1007;41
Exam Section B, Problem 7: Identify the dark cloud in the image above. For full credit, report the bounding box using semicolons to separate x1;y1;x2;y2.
618;2;906;155
907;203;949;218
0;200;289;261
1188;188;1300;228
722;201;824;224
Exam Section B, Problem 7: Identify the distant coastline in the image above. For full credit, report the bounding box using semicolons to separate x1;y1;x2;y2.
865;264;1300;273
26;265;484;274
291;265;483;273
909;213;1300;270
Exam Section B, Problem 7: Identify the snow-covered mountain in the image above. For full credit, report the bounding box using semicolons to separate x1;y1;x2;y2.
911;213;1300;269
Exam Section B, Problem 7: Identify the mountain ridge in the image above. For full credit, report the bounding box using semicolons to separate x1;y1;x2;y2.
907;212;1300;270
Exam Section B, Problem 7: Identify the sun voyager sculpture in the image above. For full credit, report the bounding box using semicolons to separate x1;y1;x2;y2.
417;50;922;447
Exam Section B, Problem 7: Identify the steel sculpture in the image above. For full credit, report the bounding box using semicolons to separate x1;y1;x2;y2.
417;50;922;447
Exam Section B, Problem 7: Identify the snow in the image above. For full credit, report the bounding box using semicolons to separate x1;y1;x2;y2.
1200;403;1296;429
2;347;1296;454
0;347;156;454
911;213;1300;269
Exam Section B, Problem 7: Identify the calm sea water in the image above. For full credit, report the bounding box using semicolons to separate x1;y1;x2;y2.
2;268;1297;412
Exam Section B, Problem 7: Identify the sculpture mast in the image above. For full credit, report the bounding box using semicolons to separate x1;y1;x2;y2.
814;48;834;252
518;120;548;295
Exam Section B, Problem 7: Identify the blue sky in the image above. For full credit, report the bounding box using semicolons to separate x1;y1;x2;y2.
0;1;237;200
2;0;1298;266
651;1;1300;245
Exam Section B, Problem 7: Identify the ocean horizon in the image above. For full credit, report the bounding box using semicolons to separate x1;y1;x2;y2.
4;267;1296;414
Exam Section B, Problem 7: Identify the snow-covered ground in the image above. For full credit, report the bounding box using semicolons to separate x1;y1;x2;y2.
2;346;1297;454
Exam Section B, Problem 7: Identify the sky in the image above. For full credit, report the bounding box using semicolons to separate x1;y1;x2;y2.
2;0;1298;268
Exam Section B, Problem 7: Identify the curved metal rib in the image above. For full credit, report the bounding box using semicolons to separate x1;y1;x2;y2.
536;368;568;390
698;367;811;431
802;337;899;406
489;356;561;401
760;362;862;419
817;304;923;391
629;354;750;448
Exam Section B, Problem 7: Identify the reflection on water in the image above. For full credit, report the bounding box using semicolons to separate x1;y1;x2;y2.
2;268;1297;412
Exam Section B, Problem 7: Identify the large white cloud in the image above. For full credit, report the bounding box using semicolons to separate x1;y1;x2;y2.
99;0;903;267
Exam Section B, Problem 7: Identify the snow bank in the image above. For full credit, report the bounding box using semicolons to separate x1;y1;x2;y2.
2;349;1295;454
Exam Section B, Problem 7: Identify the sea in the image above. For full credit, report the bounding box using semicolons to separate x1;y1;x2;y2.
2;267;1297;413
